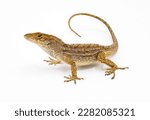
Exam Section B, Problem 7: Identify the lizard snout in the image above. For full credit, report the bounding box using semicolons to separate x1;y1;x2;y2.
24;33;32;39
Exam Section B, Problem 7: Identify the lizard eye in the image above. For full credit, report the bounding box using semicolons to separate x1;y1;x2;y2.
37;34;42;37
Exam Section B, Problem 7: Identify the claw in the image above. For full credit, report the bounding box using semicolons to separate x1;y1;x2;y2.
118;67;129;70
44;57;61;65
64;75;83;84
105;67;128;79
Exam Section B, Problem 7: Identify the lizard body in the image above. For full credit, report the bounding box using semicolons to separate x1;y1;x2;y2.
24;13;128;84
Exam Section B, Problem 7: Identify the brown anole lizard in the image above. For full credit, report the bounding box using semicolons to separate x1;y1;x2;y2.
24;13;128;84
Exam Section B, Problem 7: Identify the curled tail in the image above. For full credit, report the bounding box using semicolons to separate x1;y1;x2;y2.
68;13;118;56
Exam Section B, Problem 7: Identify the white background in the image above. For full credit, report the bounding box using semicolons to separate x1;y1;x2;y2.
0;0;150;119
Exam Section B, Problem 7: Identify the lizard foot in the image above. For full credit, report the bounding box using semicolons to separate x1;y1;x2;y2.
64;75;84;84
105;67;128;79
44;57;61;65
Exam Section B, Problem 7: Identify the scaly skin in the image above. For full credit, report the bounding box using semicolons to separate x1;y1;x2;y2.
24;13;128;84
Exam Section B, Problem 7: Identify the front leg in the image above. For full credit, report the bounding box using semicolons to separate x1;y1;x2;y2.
44;57;61;65
63;56;83;84
97;52;128;79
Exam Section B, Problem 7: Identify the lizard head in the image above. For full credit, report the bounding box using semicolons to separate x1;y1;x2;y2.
24;32;65;57
24;32;53;45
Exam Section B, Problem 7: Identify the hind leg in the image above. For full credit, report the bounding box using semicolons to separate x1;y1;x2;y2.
97;52;128;79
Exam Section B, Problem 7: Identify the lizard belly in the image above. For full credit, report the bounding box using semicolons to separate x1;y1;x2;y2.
73;56;97;66
76;61;96;66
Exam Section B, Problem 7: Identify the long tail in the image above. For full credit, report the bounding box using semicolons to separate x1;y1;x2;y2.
68;13;118;56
